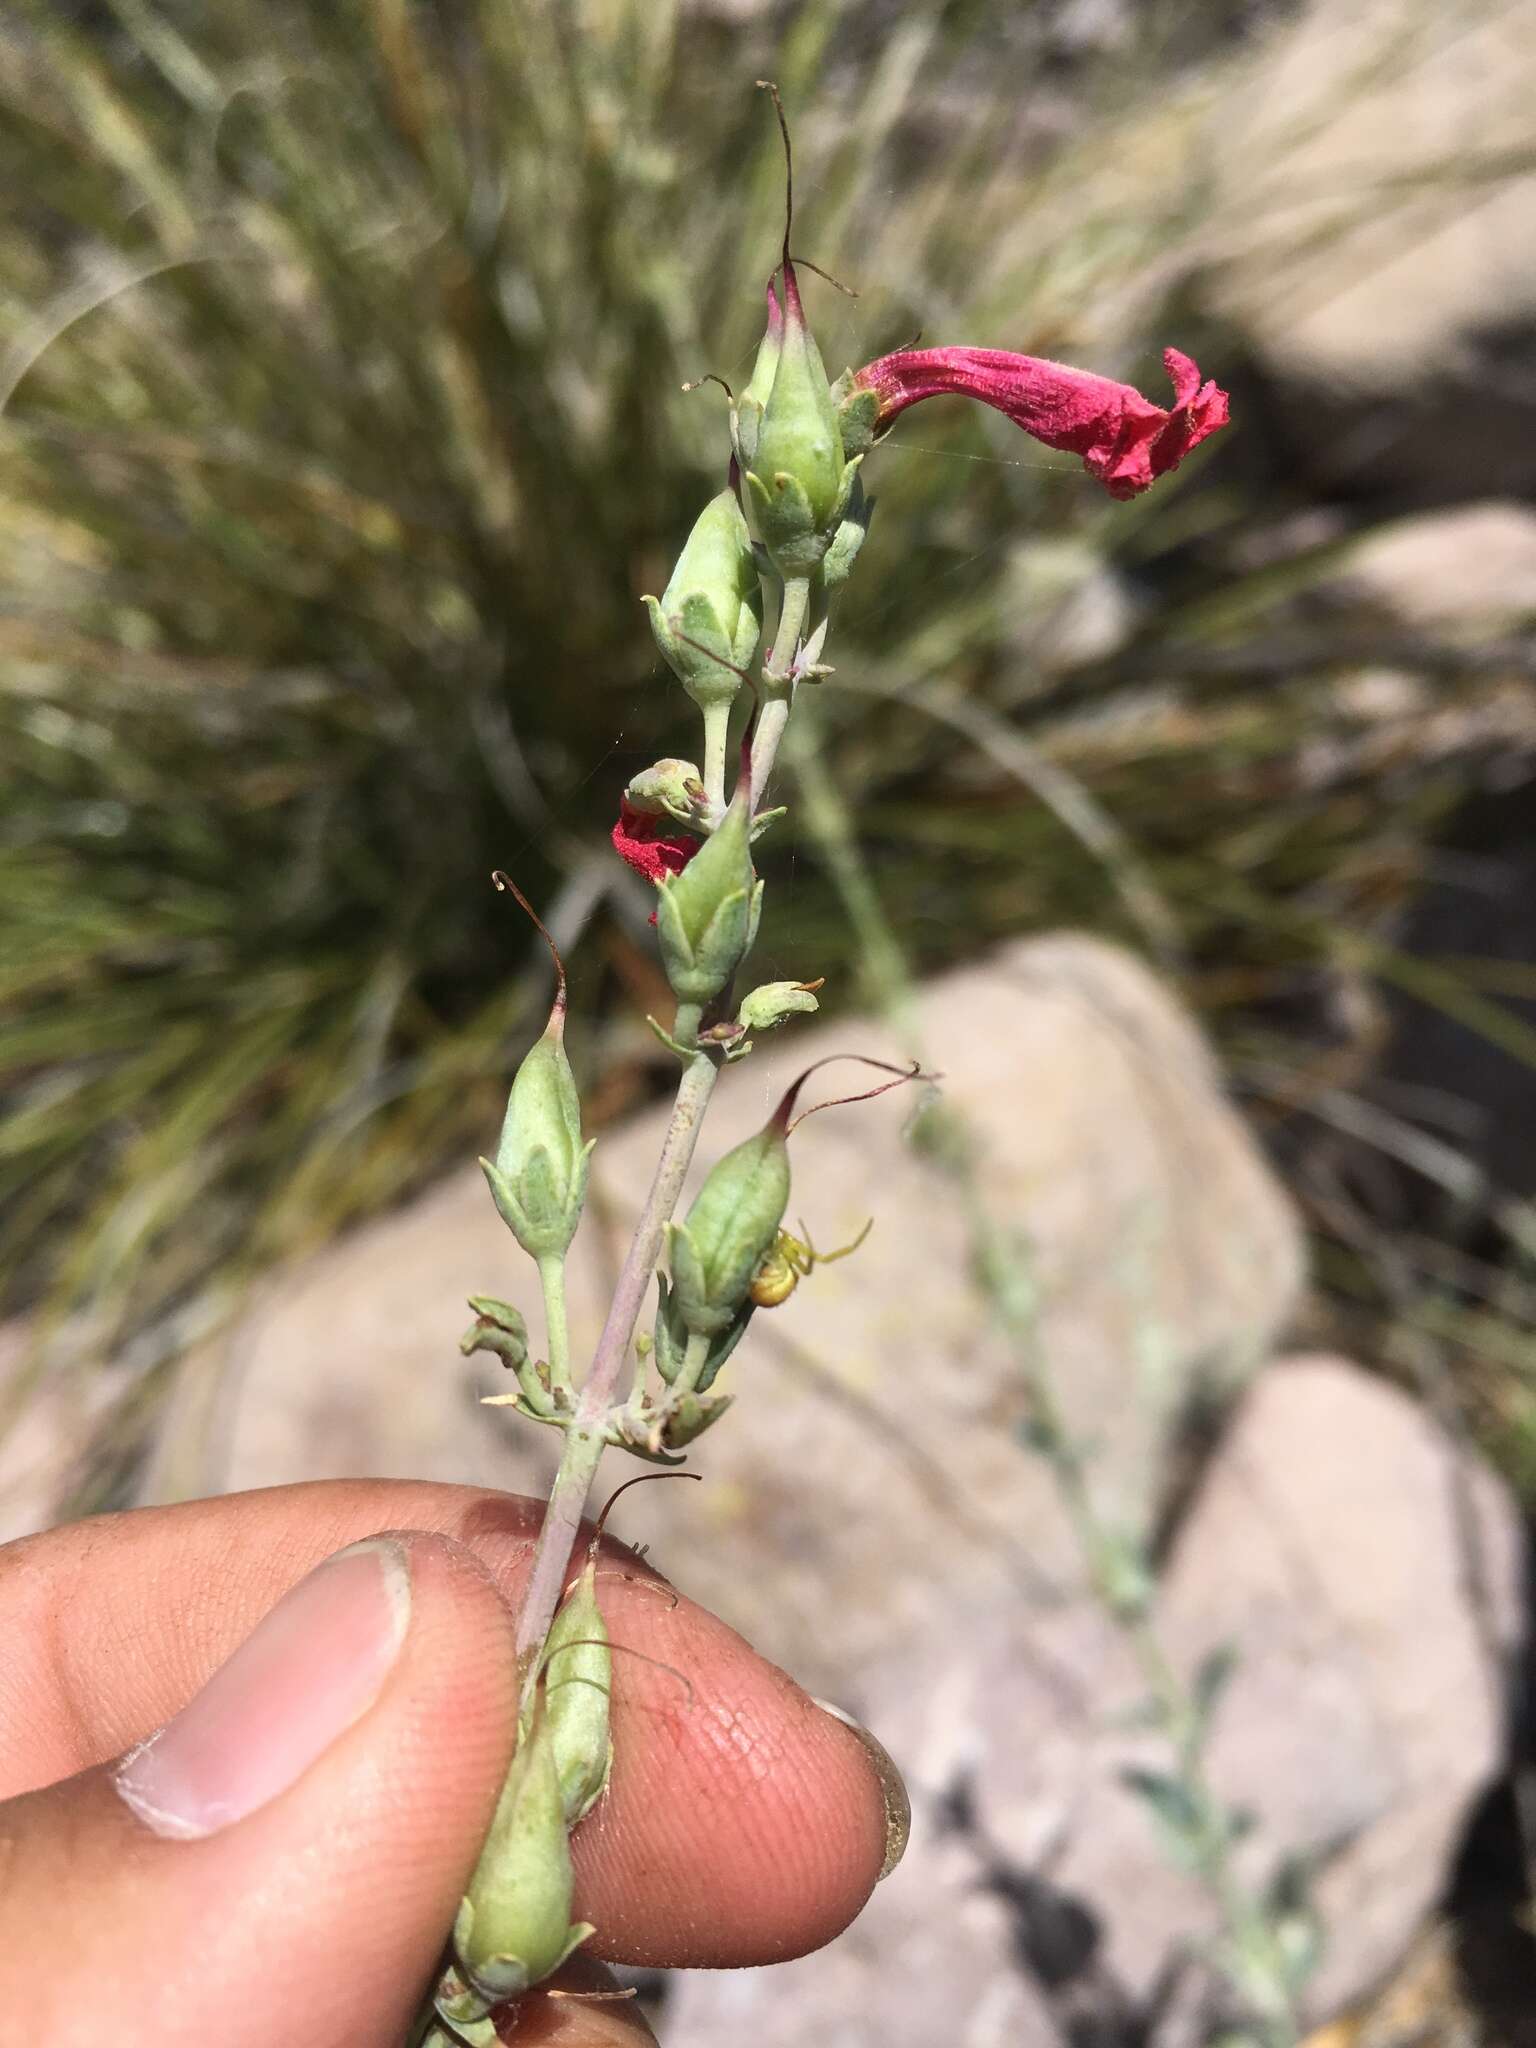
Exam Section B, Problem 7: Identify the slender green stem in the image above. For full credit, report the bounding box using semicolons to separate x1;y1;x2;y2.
790;719;1300;2047
751;575;810;797
537;1253;572;1398
511;1047;720;1676
701;700;731;812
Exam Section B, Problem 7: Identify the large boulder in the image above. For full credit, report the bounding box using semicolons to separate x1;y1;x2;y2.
662;1358;1524;2044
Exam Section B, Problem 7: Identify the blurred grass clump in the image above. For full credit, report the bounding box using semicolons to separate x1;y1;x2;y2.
3;0;1535;1502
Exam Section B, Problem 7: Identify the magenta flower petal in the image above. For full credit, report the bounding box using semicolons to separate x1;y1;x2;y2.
612;800;701;922
851;344;1230;499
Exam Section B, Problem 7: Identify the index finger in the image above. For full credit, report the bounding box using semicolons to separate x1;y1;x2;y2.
0;1478;898;1967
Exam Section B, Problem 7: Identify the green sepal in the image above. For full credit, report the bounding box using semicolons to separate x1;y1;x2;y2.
652;1271;755;1382
731;284;783;469
733;395;765;468
434;1957;494;2033
663;1220;728;1336
663;1390;733;1447
744;467;828;579
459;1296;530;1369
834;383;881;461
823;473;873;591
737;979;821;1034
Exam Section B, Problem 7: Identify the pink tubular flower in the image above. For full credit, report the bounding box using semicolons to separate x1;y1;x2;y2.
612;799;701;910
850;345;1229;500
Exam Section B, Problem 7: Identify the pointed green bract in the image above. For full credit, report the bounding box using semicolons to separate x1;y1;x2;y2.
737;980;821;1033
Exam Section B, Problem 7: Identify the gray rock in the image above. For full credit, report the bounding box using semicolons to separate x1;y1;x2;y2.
663;1357;1522;2044
1212;0;1536;503
1334;502;1536;639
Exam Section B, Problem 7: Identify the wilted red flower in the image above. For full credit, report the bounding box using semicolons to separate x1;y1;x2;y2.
612;799;701;906
850;345;1229;500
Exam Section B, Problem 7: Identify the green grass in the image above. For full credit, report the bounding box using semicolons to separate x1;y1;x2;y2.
3;0;1535;1505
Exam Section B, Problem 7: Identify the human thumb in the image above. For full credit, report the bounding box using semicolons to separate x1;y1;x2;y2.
0;1533;529;2048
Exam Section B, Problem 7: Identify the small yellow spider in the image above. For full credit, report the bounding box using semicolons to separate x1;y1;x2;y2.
749;1217;874;1308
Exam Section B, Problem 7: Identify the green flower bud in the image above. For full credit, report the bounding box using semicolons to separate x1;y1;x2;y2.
459;1295;529;1370
743;263;863;578
832;375;881;462
643;490;763;714
651;1270;754;1388
737;978;822;1034
822;469;873;591
542;1557;613;1828
481;990;594;1264
454;1702;594;2004
624;757;710;828
654;750;762;1005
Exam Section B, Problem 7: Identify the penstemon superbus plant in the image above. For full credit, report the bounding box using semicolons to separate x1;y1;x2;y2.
419;85;1230;2046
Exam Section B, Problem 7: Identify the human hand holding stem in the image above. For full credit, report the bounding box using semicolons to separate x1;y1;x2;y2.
426;82;1232;2044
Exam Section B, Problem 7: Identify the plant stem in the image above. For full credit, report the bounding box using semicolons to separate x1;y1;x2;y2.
537;1253;572;1399
511;1046;720;1675
752;575;810;797
789;721;1300;2046
701;700;731;812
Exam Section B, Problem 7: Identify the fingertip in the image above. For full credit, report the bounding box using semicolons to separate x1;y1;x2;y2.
568;1579;891;1966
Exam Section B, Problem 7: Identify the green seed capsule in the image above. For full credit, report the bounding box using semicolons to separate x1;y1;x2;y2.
664;1055;922;1342
454;1701;594;2005
481;1003;594;1263
654;759;761;1006
542;1557;613;1828
743;263;863;579
666;1116;791;1337
643;490;763;715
